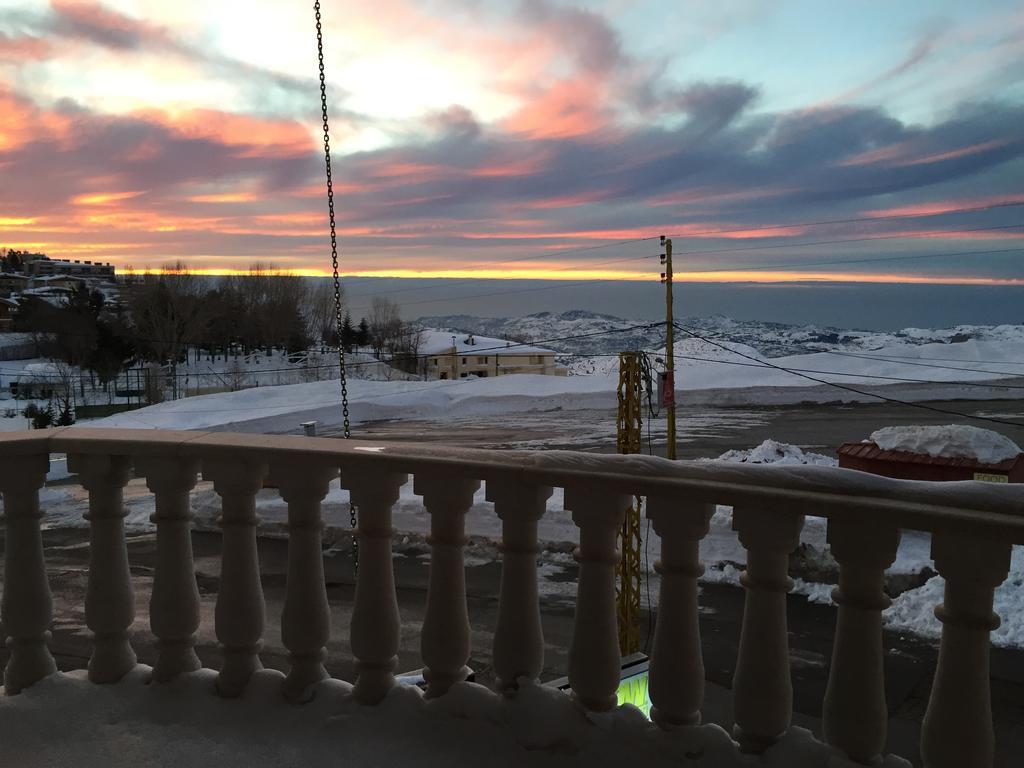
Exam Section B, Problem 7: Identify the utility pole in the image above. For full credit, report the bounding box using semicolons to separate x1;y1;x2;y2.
660;236;677;460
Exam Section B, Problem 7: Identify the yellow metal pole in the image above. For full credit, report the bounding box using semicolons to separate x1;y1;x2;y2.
663;237;677;460
616;352;643;655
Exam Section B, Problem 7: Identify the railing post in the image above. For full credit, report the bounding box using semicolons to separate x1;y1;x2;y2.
0;453;55;694
731;507;804;752
564;485;630;712
415;472;480;698
486;479;552;692
342;468;408;705
823;519;899;764
68;453;137;684
270;460;337;702
203;458;267;698
645;496;713;729
137;456;202;683
921;533;1011;768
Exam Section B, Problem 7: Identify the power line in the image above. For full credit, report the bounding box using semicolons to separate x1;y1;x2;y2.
673;323;1024;430
820;349;1024;367
821;350;1024;377
665;354;1024;390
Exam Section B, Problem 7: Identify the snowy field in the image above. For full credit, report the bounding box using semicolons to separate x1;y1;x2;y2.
83;331;1024;434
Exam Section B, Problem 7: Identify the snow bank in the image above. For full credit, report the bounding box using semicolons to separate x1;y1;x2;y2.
0;667;910;768
885;547;1024;648
869;424;1021;464
716;439;837;467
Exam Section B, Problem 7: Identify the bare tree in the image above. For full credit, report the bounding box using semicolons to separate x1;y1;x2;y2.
128;261;207;399
305;280;340;346
368;297;402;359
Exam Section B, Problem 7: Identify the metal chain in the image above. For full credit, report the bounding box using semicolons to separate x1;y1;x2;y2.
314;1;357;572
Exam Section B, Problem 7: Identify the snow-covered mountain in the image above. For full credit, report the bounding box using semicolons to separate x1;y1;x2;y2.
418;310;1024;358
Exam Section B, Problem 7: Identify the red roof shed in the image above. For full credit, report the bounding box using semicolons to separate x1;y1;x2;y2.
837;441;1024;483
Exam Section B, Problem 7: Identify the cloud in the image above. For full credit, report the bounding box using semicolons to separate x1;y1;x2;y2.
0;31;52;61
9;1;318;107
2;2;1023;282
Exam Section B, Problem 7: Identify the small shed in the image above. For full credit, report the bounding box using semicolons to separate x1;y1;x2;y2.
838;426;1024;484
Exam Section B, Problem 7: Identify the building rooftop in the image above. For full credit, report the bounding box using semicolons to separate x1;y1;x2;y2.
420;329;555;357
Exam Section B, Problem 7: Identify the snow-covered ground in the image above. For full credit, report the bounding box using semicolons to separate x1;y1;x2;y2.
85;333;1024;434
0;667;911;768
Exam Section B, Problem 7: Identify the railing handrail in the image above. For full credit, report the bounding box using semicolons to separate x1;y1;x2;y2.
3;426;1022;539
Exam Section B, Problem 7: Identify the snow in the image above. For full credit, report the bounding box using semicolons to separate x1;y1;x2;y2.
716;439;836;467
869;424;1022;464
885;547;1024;648
419;329;555;356
0;667;911;768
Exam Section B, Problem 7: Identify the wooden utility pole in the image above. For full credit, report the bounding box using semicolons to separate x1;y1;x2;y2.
660;236;677;460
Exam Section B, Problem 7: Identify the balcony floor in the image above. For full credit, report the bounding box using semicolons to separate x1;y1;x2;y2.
0;667;914;768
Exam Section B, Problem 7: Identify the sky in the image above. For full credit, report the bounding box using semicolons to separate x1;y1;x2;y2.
1;0;1023;288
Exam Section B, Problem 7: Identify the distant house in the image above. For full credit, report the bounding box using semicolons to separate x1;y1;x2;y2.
28;274;85;291
0;273;30;294
420;330;567;379
0;297;17;331
22;254;115;280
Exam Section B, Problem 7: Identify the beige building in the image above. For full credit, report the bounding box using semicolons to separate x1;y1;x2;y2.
421;331;567;379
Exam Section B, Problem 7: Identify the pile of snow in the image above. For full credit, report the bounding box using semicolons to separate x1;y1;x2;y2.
869;424;1021;464
715;439;837;467
0;667;910;768
885;548;1024;648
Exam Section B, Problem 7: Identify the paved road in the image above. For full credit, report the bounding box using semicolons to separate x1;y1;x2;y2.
329;398;1024;458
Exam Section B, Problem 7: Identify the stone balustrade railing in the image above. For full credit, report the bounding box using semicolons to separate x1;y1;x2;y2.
2;428;1022;767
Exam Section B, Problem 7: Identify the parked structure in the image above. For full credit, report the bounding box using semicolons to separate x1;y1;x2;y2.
420;330;567;379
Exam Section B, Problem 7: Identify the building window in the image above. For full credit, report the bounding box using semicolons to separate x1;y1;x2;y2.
462;357;467;364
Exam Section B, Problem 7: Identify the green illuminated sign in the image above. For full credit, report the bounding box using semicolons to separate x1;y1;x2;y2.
616;669;651;717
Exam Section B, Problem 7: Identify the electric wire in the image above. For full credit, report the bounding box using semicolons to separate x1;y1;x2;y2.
673;323;1024;429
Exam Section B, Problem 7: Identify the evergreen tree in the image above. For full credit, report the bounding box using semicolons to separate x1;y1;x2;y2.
340;312;355;352
356;317;370;347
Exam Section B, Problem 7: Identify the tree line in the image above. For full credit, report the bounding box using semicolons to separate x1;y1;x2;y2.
14;261;421;403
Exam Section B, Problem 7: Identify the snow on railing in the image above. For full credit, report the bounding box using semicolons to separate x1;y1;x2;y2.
1;428;1022;767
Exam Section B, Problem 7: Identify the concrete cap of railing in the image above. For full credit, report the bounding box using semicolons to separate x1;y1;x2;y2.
4;427;1023;540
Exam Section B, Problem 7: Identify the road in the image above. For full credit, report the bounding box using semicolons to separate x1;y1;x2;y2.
328;398;1024;458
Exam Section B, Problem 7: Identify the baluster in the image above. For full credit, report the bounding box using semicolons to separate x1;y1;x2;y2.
921;533;1011;768
823;520;900;764
137;456;202;682
487;479;552;692
270;461;337;702
342;468;407;704
68;453;137;684
731;507;804;752
564;485;630;712
415;472;479;698
646;497;713;729
203;458;267;698
0;453;55;694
